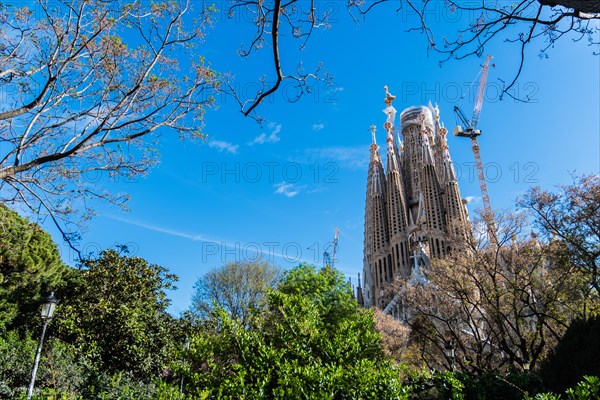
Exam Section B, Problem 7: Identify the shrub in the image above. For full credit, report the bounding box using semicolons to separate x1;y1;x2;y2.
540;316;600;393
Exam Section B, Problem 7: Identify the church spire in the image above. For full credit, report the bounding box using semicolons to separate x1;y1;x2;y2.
382;85;406;200
383;86;400;172
368;125;385;195
439;123;458;183
369;125;381;163
383;86;397;143
371;124;377;144
419;112;435;166
383;87;409;284
439;123;469;231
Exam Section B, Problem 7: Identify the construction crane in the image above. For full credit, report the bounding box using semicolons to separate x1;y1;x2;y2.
323;228;340;268
453;55;496;235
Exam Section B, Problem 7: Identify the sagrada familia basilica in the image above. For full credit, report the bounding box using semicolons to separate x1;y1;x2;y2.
357;87;469;315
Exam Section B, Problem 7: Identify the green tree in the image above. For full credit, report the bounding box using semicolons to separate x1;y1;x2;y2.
525;376;600;400
0;330;38;398
0;203;73;332
54;248;179;382
191;261;283;324
182;265;405;399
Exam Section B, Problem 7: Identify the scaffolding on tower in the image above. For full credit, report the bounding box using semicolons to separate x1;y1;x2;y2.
453;55;496;238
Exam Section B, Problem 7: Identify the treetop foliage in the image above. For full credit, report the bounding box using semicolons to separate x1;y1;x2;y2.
54;248;179;381
278;264;361;326
182;264;402;398
191;261;283;324
0;202;72;332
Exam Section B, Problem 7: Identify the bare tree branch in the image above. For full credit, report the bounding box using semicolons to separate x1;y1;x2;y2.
0;0;220;255
222;0;333;120
346;0;599;101
243;0;283;117
397;211;594;372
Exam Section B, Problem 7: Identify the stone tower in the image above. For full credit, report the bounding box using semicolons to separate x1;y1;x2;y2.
358;88;469;313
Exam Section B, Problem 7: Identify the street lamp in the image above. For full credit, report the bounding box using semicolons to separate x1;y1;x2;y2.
444;341;456;371
27;292;58;400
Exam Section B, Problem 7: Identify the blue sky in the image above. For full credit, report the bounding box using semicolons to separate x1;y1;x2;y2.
38;2;599;314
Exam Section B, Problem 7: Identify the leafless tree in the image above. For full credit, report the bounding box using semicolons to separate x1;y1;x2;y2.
519;174;600;293
398;211;592;373
373;307;411;363
0;0;219;255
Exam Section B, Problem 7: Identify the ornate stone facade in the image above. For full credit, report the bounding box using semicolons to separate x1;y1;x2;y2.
357;94;469;313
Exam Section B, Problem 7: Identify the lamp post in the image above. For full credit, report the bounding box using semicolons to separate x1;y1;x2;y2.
27;292;58;400
444;341;456;371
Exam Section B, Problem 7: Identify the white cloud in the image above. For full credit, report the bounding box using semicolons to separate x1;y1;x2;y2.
274;181;300;198
209;140;239;154
248;122;282;145
312;123;325;132
464;196;481;204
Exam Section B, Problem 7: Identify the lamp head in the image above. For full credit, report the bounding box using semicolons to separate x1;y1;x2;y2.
40;292;58;320
444;341;455;359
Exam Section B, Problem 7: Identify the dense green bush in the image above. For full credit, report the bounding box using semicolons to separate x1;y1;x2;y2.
403;370;465;400
54;249;179;382
540;316;600;394
459;371;545;400
13;373;188;400
525;376;600;400
0;333;87;399
0;331;37;398
182;265;408;399
399;370;550;400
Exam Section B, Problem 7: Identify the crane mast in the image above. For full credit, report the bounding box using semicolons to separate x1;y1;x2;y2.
323;228;340;268
471;55;492;130
331;228;339;267
471;138;493;222
454;55;495;236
